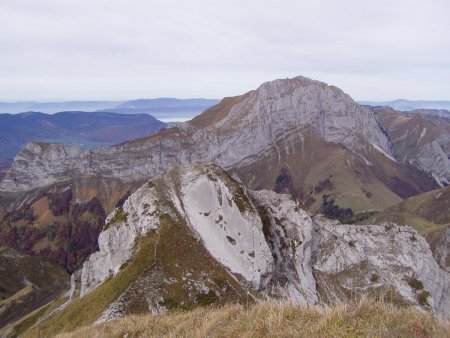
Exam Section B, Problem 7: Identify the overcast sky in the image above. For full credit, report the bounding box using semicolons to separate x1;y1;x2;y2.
1;0;449;101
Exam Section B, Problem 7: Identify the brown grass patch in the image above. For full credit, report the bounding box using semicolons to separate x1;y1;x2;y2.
188;93;252;129
31;197;65;227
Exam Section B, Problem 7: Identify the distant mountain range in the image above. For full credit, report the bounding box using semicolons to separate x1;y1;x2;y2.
116;98;219;109
0;111;166;167
0;98;219;122
5;98;449;122
0;101;121;114
361;99;450;112
98;98;220;122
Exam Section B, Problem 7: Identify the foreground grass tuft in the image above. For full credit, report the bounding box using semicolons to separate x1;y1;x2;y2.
57;298;450;338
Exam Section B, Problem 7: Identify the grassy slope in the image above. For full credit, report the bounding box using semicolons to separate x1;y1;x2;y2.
21;232;157;337
369;185;450;235
56;299;450;338
0;246;69;330
233;130;405;214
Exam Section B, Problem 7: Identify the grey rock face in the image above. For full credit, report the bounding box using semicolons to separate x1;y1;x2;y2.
311;216;450;317
412;139;450;187
250;189;319;306
0;142;90;191
376;107;450;187
0;76;394;193
70;165;450;321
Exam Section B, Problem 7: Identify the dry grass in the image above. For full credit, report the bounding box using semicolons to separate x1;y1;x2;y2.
369;185;450;235
188;93;251;129
56;299;450;338
0;284;34;314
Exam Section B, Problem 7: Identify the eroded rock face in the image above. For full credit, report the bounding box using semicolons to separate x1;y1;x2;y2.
376;107;450;187
413;139;450;187
69;164;450;322
250;190;319;306
1;142;90;192
78;184;161;297
177;168;273;287
311;216;450;317
0;76;394;193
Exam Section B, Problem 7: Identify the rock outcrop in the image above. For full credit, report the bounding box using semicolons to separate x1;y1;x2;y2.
414;139;450;186
68;164;450;322
311;216;450;316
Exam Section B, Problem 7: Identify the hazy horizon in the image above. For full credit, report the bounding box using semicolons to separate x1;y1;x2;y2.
3;97;450;104
0;98;219;103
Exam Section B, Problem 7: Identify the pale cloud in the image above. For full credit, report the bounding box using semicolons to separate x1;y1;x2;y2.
0;0;449;101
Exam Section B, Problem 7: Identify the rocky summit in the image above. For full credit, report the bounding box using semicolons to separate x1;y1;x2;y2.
0;76;439;213
1;76;392;191
22;164;449;337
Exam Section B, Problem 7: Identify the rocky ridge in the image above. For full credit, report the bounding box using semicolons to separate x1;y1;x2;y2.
64;164;450;325
0;76;395;193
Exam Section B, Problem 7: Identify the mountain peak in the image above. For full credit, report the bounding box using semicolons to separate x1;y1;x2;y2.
256;75;345;99
0;75;434;213
258;75;326;90
190;74;392;161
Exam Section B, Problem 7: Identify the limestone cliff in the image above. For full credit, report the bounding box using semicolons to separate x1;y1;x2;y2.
1;76;394;193
65;164;449;323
